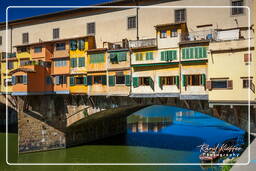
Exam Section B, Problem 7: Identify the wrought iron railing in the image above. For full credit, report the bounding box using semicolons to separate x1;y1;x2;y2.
129;38;157;48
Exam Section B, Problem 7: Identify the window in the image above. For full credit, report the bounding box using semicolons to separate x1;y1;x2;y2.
55;43;65;51
78;39;85;50
171;29;178;37
20;60;30;66
7;61;13;70
70;40;77;50
89;53;104;64
160;76;177;85
116;75;125;84
93;75;107;85
53;28;59;39
55;75;66;85
128;16;136;29
46;76;52;85
183;74;206;86
160;30;167;38
146;52;153;60
34;46;42;53
109;52;127;63
87;22;95;35
17;47;28;53
212;80;228;88
161;50;177;61
0;36;2;45
135;53;143;61
22;33;29;44
78;57;85;67
16;76;27;84
139;77;150;86
4;79;12;86
70;58;77;68
232;0;244;15
242;79;252;88
75;77;84;85
175;9;186;23
55;59;67;67
182;47;207;59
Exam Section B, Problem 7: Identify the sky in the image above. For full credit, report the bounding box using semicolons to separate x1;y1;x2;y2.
0;0;114;22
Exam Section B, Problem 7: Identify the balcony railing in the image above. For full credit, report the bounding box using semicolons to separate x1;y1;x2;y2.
20;60;51;68
104;39;129;50
180;29;217;42
0;52;16;59
129;38;157;49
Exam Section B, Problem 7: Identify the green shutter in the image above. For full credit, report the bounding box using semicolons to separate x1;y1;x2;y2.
195;47;199;58
125;75;131;86
87;76;92;85
175;76;179;88
102;75;106;85
201;74;206;85
118;52;127;61
149;77;154;90
71;58;77;68
78;57;85;67
159;77;163;89
199;47;203;58
78;39;85;50
146;52;153;60
83;76;87;85
185;48;189;59
70;76;75;86
189;48;194;59
161;51;166;61
172;51;177;60
23;75;27;84
12;76;16;85
135;53;139;61
70;40;77;51
182;75;186;87
182;48;186;59
133;77;139;88
108;76;115;86
202;47;207;58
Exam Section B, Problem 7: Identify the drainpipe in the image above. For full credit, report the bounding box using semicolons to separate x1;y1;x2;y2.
179;34;182;99
136;0;139;40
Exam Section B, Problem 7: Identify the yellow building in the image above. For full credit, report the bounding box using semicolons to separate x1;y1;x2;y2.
69;36;95;94
0;52;18;94
207;28;255;106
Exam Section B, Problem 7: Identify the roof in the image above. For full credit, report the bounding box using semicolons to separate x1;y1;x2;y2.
0;0;136;27
87;48;107;53
130;45;157;51
154;22;186;29
9;68;35;74
14;35;93;47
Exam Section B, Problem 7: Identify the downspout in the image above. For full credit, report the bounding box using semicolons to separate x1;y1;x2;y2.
136;0;139;40
10;25;13;53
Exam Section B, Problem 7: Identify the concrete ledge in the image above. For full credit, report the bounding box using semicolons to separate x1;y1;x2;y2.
180;94;208;100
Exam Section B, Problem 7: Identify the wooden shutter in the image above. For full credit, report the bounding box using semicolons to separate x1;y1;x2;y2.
55;76;60;85
87;76;92;85
102;75;107;85
189;48;194;59
22;33;29;44
172;51;177;60
133;77;139;88
70;76;75;86
206;81;212;90
83;76;87;85
244;53;252;62
185;48;189;59
199;47;203;58
161;51;166;61
227;80;233;89
108;76;115;86
125;75;131;86
159;77;163;89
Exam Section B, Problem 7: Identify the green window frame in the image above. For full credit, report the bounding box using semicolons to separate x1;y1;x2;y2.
78;39;85;50
90;53;105;64
146;52;153;60
70;40;77;51
78;57;85;67
135;53;143;61
70;76;75;86
108;76;115;86
133;77;139;88
125;75;131;86
161;50;177;61
70;58;77;68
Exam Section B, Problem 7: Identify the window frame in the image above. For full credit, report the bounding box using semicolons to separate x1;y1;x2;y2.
87;22;96;35
174;9;186;23
22;32;29;44
139;77;150;86
34;46;42;53
160;30;167;39
231;0;244;15
75;77;84;85
53;28;60;39
127;16;137;29
55;42;66;51
116;75;125;85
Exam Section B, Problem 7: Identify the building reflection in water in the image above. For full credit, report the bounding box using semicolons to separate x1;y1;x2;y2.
127;115;172;133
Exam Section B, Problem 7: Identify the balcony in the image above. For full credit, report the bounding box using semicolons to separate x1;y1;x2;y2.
103;39;129;50
20;60;51;68
0;52;16;59
180;29;217;43
129;38;157;49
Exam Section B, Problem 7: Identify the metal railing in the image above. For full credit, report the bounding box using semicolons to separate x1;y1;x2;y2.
180;29;217;42
129;38;157;48
0;52;16;59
